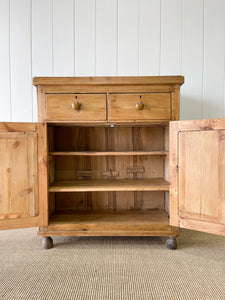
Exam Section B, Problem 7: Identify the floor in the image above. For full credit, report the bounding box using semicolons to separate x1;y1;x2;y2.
0;228;225;300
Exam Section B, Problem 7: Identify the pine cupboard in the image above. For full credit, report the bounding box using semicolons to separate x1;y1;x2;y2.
0;76;224;250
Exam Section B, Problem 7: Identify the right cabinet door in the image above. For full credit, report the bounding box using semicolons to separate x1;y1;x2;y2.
170;119;225;236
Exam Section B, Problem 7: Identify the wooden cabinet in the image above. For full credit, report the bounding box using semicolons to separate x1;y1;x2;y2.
0;76;225;250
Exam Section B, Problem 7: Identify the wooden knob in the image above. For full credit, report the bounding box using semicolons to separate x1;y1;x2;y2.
71;101;81;111
136;101;145;111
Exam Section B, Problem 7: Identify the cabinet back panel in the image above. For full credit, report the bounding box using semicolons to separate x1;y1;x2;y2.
52;126;165;151
54;191;165;212
55;156;164;180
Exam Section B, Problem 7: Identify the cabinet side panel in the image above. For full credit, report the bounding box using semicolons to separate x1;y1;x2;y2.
169;122;179;226
164;125;169;215
171;85;180;120
37;87;46;122
37;123;48;226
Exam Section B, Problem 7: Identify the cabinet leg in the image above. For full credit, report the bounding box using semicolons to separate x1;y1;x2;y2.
42;237;53;250
166;236;177;250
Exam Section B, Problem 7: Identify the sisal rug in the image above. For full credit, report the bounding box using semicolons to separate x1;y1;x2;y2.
0;228;224;299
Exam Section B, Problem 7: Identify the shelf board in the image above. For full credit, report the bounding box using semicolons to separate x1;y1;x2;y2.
40;210;181;237
47;210;173;235
49;210;169;225
49;178;170;192
49;151;168;156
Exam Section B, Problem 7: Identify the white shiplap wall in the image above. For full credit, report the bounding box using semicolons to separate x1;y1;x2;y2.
0;0;225;122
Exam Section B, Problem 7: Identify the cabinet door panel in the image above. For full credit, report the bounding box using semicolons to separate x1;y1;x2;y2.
0;123;47;230
170;119;225;236
0;132;37;219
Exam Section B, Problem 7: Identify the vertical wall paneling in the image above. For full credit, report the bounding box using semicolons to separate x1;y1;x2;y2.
139;0;160;75
10;0;32;122
0;0;11;121
32;0;53;121
75;0;96;76
181;0;204;120
202;0;225;118
96;0;117;76
53;0;74;76
118;0;139;75
160;0;182;75
0;0;225;121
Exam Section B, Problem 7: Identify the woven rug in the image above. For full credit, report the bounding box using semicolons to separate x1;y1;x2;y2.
0;228;224;300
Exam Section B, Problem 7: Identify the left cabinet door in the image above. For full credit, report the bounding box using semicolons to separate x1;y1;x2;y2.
0;123;47;230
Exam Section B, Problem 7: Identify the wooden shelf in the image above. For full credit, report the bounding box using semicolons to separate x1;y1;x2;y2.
49;151;168;156
49;178;170;192
44;210;177;236
48;210;169;229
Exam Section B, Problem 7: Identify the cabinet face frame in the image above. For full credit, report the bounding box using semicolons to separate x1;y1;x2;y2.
0;122;48;230
170;119;225;236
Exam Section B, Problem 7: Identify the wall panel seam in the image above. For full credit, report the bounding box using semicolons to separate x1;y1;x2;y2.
159;0;162;75
180;0;184;75
116;0;118;75
95;0;97;76
52;0;54;76
30;0;33;122
138;0;140;76
201;0;205;119
73;0;75;76
9;0;12;122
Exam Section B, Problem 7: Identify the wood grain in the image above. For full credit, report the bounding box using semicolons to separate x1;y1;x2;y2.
170;119;225;236
37;210;180;237
46;94;106;121
0;132;37;219
49;178;170;192
37;84;176;94
33;76;184;86
110;93;171;121
0;122;47;230
179;131;220;223
50;151;168;156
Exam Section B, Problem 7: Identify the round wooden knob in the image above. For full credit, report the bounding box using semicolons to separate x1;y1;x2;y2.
135;101;145;111
71;101;81;111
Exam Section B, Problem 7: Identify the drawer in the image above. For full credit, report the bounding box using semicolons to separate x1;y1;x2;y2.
109;93;171;121
46;94;106;121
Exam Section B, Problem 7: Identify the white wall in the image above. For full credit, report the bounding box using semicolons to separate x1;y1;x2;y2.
0;0;225;122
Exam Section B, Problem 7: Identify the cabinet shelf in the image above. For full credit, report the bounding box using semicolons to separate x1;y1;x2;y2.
49;210;169;227
49;151;168;156
49;178;170;192
45;210;176;236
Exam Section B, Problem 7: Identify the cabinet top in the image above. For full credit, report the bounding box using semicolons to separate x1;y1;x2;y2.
33;76;184;86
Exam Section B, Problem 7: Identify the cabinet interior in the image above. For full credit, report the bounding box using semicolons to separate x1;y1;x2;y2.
47;124;170;226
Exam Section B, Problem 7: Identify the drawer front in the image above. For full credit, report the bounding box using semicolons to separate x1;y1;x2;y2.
109;93;171;121
46;94;106;121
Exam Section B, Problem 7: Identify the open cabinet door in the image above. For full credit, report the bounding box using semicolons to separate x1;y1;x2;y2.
0;123;47;230
170;119;225;236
